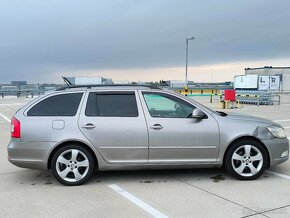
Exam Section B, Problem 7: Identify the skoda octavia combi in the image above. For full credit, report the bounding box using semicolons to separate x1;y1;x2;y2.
8;85;289;185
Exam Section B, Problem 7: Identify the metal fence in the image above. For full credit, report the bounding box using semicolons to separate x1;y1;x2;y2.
235;91;280;105
0;84;63;98
0;90;45;98
208;90;284;106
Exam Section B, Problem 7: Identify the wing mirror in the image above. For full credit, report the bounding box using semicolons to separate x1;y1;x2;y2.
192;108;206;119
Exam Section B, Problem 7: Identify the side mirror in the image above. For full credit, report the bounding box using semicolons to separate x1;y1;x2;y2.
192;108;205;119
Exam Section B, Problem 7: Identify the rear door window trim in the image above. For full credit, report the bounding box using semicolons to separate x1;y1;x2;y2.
85;91;139;117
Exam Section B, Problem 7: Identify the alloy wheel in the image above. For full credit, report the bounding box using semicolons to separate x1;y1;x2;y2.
56;149;90;183
231;144;264;177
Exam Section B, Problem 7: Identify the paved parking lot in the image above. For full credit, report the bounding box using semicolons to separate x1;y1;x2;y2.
0;96;289;218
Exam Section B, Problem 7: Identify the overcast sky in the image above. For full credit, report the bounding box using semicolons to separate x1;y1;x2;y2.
1;0;290;83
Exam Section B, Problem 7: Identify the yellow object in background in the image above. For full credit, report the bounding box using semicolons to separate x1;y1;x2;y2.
184;86;188;96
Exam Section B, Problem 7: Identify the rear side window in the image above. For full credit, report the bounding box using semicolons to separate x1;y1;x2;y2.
85;92;138;117
27;93;83;116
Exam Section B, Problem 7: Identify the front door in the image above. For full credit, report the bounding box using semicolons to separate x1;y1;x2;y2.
79;91;148;164
140;91;219;164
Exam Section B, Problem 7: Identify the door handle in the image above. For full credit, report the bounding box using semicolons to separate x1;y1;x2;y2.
82;123;96;129
150;124;163;130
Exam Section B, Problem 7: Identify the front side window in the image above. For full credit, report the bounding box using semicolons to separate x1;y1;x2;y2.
27;93;83;116
85;92;138;117
143;92;195;118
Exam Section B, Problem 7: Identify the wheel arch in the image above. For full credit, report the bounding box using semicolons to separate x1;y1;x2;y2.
47;140;99;170
222;136;271;168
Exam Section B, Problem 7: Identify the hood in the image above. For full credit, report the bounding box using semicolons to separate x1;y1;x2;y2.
225;112;276;125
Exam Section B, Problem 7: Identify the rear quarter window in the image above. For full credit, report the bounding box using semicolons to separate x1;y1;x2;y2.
27;93;83;116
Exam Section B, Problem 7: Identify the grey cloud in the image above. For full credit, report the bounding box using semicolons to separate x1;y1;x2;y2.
1;0;290;82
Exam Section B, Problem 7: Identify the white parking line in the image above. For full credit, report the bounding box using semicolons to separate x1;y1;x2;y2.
274;119;290;122
0;113;11;123
108;184;168;218
267;170;290;180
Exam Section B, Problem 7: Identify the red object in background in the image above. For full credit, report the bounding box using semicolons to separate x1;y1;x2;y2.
224;89;236;101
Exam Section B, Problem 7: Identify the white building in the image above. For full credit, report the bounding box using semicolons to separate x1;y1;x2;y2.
245;66;290;91
64;76;113;85
113;80;130;85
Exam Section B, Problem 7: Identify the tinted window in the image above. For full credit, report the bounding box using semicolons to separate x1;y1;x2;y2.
27;93;83;116
143;93;195;118
85;92;138;117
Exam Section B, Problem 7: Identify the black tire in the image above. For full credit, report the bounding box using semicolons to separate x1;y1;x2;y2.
224;140;269;180
51;144;95;186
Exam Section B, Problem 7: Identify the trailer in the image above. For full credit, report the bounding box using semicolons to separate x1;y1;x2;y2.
234;75;258;90
234;75;280;91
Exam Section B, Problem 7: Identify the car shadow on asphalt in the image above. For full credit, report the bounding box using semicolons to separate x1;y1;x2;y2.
14;167;271;187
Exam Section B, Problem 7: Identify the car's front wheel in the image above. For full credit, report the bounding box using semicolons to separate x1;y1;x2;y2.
225;140;268;180
51;145;95;185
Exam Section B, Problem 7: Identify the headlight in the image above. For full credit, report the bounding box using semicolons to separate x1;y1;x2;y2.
267;126;287;138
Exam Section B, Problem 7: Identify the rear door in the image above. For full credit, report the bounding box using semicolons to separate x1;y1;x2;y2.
79;91;149;164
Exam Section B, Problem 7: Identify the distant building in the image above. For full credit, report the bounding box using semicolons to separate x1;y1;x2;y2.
245;66;290;76
113;80;130;85
102;78;114;84
166;80;194;88
64;76;113;85
11;81;27;85
245;66;290;91
137;81;146;85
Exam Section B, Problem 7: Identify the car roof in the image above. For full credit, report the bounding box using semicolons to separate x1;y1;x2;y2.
56;85;162;92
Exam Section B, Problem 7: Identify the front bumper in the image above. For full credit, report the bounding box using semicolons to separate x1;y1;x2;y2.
7;139;55;170
261;137;289;166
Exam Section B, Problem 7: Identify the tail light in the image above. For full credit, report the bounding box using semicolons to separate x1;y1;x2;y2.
11;117;20;138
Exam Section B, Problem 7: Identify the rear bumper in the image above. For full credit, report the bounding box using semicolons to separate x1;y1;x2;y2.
261;137;289;166
7;139;55;170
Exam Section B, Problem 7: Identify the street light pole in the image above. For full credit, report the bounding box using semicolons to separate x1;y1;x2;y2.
185;36;194;96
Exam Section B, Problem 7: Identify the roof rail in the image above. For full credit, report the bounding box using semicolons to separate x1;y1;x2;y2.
56;84;161;91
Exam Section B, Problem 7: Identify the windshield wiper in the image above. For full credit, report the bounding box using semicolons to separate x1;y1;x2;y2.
216;111;228;117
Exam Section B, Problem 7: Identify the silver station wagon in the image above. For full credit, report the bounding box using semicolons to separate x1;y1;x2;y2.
8;85;289;185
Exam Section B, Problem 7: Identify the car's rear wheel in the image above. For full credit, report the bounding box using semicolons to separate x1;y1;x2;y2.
51;144;95;186
225;140;268;180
